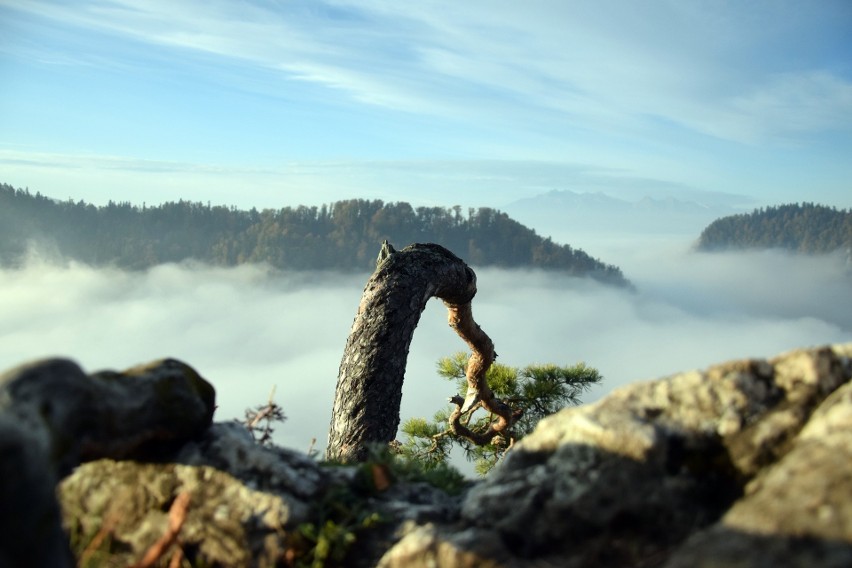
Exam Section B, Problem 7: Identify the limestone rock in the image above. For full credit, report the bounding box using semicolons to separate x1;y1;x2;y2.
665;350;852;567
60;459;294;567
51;422;335;567
4;344;852;567
0;357;216;568
55;421;470;567
377;523;510;568
175;422;329;505
380;344;852;567
0;357;215;474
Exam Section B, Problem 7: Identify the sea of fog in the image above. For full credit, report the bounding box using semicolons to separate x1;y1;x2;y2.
1;235;850;460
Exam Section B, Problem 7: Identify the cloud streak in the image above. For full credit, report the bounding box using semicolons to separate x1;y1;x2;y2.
2;243;849;459
3;151;755;211
4;0;851;144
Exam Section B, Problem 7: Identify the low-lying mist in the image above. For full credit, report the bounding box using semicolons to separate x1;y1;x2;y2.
1;241;849;457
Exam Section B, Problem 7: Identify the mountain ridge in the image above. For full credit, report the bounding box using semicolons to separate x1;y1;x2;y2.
0;183;630;286
696;202;852;254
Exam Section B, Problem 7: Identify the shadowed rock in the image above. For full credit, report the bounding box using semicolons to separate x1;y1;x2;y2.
0;357;216;568
1;358;215;473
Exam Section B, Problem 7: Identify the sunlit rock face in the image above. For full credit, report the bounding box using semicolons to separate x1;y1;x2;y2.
1;344;851;567
382;344;852;567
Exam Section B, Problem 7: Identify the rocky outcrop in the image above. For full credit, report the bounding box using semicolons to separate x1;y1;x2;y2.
380;343;852;567
2;344;851;567
0;358;215;568
58;422;464;567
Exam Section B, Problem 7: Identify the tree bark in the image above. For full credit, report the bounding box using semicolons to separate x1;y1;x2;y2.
327;242;496;462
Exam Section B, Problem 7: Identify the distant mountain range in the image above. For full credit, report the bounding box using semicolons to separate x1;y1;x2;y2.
0;183;630;286
504;189;746;237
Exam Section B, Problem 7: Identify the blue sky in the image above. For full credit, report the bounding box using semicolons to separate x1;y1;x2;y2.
1;0;851;210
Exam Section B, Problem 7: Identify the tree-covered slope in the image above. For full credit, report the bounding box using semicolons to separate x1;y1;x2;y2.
696;203;852;254
0;183;629;285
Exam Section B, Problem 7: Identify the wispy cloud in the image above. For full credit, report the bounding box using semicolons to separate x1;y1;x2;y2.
0;148;271;174
5;0;851;145
1;147;750;211
725;72;852;141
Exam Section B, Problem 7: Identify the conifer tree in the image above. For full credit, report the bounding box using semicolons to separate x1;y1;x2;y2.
398;353;602;475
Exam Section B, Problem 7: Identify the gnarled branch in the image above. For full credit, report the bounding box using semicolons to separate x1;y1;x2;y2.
326;242;516;462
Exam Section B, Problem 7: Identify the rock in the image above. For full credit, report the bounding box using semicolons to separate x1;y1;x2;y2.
56;422;468;567
55;422;335;567
0;414;73;568
379;344;852;567
666;348;852;567
3;344;852;567
0;357;215;474
59;459;295;567
175;422;329;506
376;523;509;568
0;357;216;568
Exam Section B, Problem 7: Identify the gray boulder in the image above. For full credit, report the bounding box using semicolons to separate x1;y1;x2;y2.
379;344;852;566
2;344;852;567
0;357;215;474
57;421;463;567
60;457;297;567
0;357;216;568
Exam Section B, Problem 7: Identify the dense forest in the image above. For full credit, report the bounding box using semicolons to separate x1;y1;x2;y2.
696;203;852;254
0;183;629;286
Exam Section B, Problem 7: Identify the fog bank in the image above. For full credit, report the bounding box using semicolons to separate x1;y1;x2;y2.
1;246;849;454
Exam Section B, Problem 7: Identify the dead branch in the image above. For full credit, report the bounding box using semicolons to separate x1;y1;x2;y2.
244;386;285;445
326;242;518;462
132;491;191;568
78;512;119;567
168;547;184;568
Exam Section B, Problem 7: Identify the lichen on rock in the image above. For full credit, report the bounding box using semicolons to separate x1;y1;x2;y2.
60;459;294;567
2;344;852;567
381;344;852;567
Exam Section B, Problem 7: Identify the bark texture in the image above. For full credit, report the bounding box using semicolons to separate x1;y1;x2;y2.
327;242;492;462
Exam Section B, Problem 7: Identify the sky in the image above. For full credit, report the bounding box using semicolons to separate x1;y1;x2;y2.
1;0;851;210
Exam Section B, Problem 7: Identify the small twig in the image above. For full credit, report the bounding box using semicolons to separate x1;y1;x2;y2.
168;547;184;568
78;512;119;567
132;492;191;568
306;437;318;458
246;405;275;430
244;386;286;445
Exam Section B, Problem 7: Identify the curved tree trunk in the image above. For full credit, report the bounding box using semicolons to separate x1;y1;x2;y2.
326;242;507;462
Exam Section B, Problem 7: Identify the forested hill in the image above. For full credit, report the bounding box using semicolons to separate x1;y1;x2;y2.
0;183;629;286
696;203;852;254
